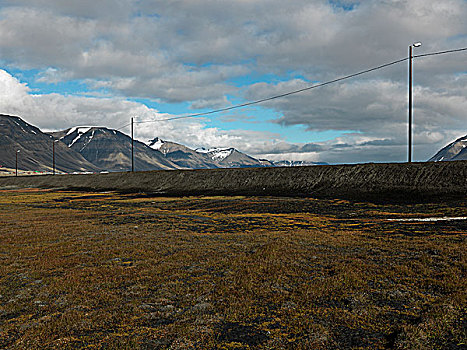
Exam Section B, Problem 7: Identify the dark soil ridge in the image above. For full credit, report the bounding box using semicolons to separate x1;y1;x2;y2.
0;161;466;202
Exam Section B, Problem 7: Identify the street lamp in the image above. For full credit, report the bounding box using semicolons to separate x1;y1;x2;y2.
15;150;20;177
408;41;422;163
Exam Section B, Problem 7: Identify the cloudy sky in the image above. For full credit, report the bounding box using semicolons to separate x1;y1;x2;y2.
0;0;466;163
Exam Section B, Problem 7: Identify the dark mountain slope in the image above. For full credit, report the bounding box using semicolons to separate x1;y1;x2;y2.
148;138;266;169
195;147;264;168
147;137;219;169
2;114;329;173
53;127;180;171
429;135;467;161
0;114;99;173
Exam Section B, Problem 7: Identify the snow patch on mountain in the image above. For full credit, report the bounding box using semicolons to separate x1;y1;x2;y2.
67;127;91;147
65;126;92;137
80;130;95;151
195;148;211;154
69;133;82;148
196;147;234;161
66;127;94;148
147;137;165;150
13;119;27;133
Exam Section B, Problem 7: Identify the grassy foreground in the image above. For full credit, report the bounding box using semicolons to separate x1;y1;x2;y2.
0;189;465;349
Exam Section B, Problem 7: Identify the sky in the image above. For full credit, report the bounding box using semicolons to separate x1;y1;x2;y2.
0;0;466;164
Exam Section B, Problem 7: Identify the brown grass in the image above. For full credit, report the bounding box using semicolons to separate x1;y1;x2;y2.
0;189;465;349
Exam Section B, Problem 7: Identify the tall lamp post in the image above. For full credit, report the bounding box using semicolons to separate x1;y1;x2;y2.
15;150;20;177
408;41;422;163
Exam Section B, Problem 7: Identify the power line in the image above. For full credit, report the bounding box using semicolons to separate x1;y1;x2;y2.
414;47;467;58
135;57;409;125
116;46;466;128
115;122;132;131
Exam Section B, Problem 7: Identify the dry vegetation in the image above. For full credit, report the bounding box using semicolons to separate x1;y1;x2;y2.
0;189;465;349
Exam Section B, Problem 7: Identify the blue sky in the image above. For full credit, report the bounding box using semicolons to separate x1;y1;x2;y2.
0;0;466;163
7;68;90;96
4;59;353;146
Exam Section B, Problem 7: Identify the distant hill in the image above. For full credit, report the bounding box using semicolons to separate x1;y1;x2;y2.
1;114;329;173
0;114;99;173
147;137;266;169
195;147;264;168
51;128;179;172
147;137;218;169
429;135;467;161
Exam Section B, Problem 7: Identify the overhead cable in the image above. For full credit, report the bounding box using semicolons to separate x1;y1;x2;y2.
414;47;467;58
116;46;466;129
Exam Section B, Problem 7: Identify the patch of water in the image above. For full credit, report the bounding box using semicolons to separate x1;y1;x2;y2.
387;217;467;222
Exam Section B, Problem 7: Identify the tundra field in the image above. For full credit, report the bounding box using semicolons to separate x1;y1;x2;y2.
0;189;465;349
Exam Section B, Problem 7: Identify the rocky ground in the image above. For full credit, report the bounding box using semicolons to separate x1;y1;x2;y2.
0;189;465;349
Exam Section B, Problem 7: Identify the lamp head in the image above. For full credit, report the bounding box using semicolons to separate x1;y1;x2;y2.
413;42;422;47
17;150;20;153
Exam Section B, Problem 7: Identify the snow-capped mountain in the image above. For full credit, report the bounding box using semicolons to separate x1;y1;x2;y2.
429;135;467;162
147;137;220;169
196;147;233;161
0;114;99;173
1;114;330;174
195;147;264;167
147;138;265;168
147;137;165;151
148;138;328;169
52;128;179;171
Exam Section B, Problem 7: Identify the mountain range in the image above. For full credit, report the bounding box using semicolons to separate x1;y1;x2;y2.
0;115;99;173
51;128;179;172
3;114;463;173
0;114;324;173
146;137;270;169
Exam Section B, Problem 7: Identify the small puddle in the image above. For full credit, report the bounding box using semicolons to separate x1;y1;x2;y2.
387;217;467;222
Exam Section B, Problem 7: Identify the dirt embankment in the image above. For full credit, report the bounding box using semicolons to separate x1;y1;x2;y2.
0;161;466;202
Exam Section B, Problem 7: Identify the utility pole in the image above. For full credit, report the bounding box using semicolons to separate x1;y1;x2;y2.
53;140;58;175
15;150;20;177
131;117;134;172
53;140;55;175
408;42;422;163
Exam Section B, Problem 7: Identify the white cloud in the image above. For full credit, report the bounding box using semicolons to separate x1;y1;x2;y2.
0;1;466;163
0;70;290;157
1;0;136;20
0;7;97;68
245;76;467;161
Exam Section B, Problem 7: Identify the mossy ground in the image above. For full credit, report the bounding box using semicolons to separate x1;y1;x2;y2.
0;189;465;349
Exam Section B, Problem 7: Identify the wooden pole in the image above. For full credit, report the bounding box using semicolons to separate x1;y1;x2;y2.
131;117;134;172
